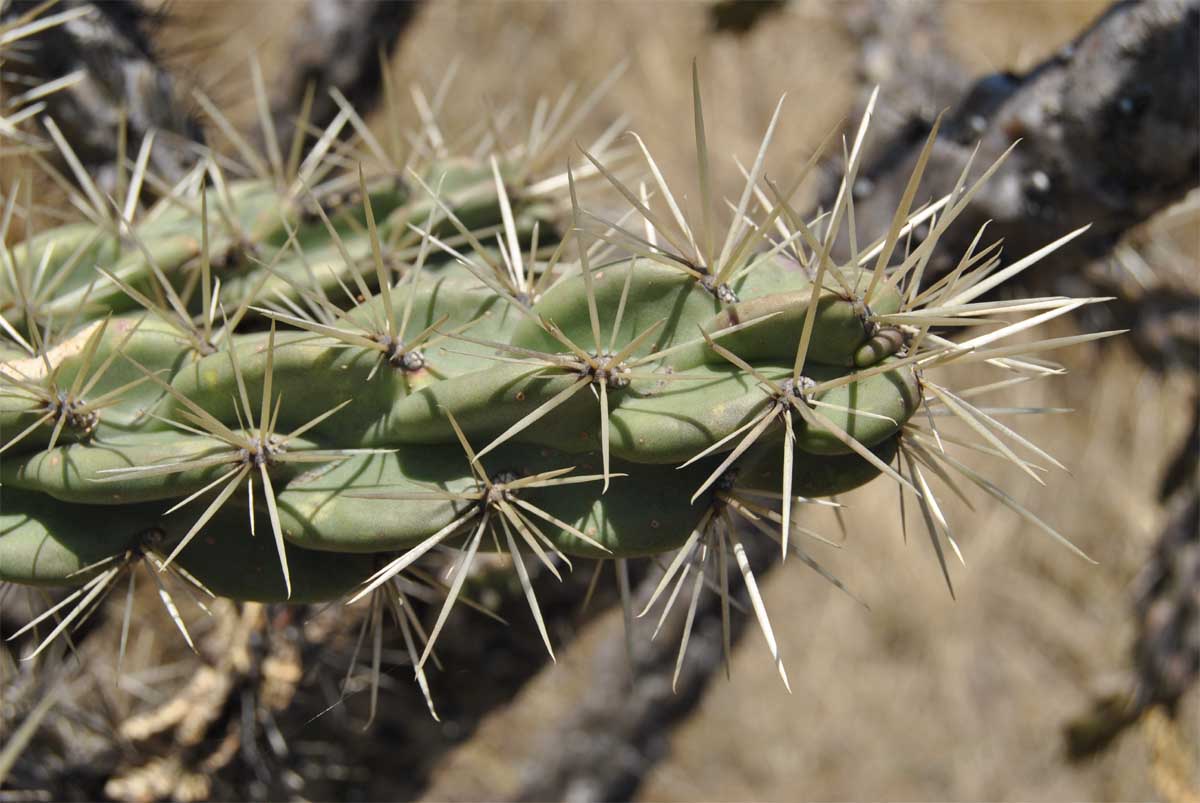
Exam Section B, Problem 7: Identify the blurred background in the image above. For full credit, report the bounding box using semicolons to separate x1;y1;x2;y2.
1;1;1196;800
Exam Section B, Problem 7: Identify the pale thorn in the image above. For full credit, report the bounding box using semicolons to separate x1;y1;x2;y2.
491;155;527;296
0;5;92;48
625;307;777;365
901;447;956;599
567;161;604;354
734;505;865;607
285;81;317;184
921;442;1095;563
347;508;482;604
630;132;696;259
908;455;963;567
258;463;292;599
367;594;384;728
716;521;732;680
502;520;555;661
498;501;564;582
599;379;611;491
808;399;897;427
949;297;1097;353
691;408;778;504
927;329;1126;368
147;565;198;652
250;56;284;183
293;106;352;194
653;560;694;641
580;146;694;264
580;560;606;614
944;225;1093;307
123;129;156;224
615;558;636;671
391;586;440;720
358;165;394;338
923;381;1046;484
509;496;612;555
473;375;590;462
117;569;137;672
716;93;787;280
864;111;945;304
679;405;775;470
8;569;106;641
162;464;245;516
820;86;878;259
41;116;106;220
608;257;638;357
918;224;1002;309
861;197;955;272
525;60;627;177
639;510;711;617
781;409;794;559
935;391;1069;472
730;527;790;692
691;61;715;271
410;84;446;157
16;567;121;661
160;464;252;572
329;88;392;169
905;426;1046;479
417;515;488;670
193;90;270;179
672;541;709;692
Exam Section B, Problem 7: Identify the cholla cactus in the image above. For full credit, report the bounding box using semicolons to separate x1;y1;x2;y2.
0;61;1119;718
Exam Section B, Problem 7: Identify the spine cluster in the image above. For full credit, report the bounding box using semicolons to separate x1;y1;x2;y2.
0;69;1116;713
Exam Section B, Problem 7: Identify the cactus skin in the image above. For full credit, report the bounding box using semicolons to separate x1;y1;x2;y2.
0;489;156;585
0;165;916;592
170;509;378;604
0;72;1106;703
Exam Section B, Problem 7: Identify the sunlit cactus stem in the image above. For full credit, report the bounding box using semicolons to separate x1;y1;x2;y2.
0;60;1120;719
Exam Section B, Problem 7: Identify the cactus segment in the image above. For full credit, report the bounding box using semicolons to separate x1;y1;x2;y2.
1;430;319;503
0;488;155;585
604;363;792;462
0;315;189;455
1;223;121;315
0;62;1112;703
794;361;920;455
275;446;484;552
533;455;720;558
275;444;718;558
168;331;404;445
45;231;204;322
508;258;721;358
169;509;377;603
665;270;904;370
385;362;588;445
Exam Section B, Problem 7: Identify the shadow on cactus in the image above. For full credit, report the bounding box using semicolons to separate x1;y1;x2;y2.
0;61;1121;719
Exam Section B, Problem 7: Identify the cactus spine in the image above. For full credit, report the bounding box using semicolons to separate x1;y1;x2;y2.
0;65;1118;716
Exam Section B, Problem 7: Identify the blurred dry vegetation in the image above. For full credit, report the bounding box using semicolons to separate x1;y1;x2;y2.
4;1;1198;801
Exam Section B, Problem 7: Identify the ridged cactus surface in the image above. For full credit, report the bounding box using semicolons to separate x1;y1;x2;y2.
0;69;1116;713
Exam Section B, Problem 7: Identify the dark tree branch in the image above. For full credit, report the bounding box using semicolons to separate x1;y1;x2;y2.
0;1;201;187
835;0;1199;293
1064;461;1198;761
266;0;424;164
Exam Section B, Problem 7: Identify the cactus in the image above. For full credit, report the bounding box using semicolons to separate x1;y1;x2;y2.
0;65;1119;718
